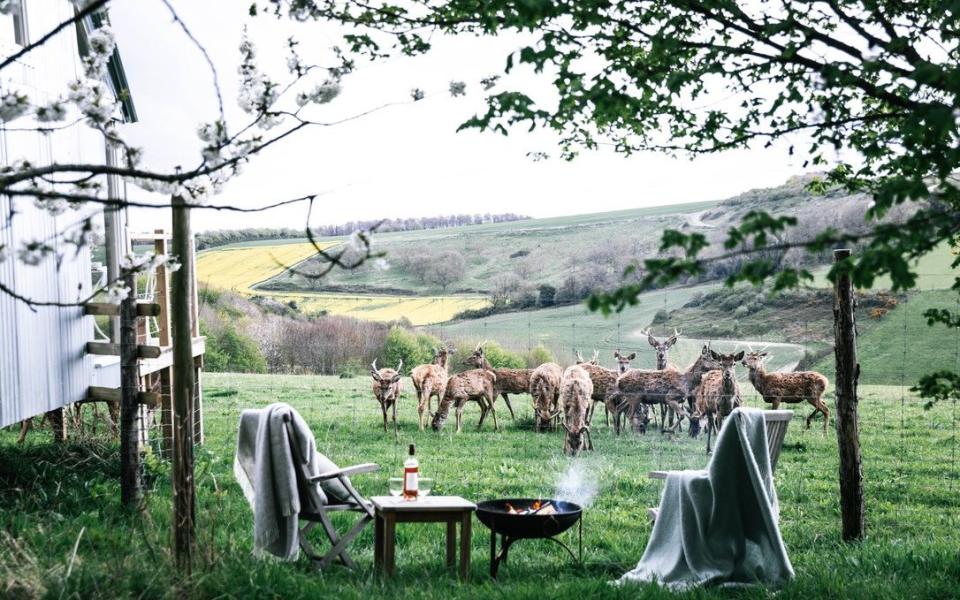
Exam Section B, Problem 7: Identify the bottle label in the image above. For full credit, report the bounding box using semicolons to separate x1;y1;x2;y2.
403;469;419;497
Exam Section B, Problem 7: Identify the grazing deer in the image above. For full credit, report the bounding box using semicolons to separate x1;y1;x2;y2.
693;350;744;453
575;349;634;427
371;359;403;441
608;344;718;435
742;350;830;432
530;362;563;432
464;343;528;420
431;367;497;433
560;365;594;456
410;345;455;431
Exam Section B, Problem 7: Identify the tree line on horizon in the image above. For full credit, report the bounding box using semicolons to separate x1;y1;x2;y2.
195;212;531;250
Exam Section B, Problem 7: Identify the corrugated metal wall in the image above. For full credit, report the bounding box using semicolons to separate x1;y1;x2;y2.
0;0;103;427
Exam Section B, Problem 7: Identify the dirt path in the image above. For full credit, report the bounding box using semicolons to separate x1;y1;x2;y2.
685;209;717;229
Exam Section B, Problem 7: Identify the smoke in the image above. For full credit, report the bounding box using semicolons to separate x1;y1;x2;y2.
554;460;599;508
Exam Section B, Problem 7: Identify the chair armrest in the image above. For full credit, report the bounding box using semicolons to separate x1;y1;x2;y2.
310;463;380;482
647;471;668;480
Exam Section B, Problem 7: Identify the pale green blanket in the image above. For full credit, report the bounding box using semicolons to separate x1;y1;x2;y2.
617;407;794;589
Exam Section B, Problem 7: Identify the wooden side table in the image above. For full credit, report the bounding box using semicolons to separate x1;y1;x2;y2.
371;495;477;579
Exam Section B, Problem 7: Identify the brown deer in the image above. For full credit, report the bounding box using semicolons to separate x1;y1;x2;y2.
575;349;634;427
410;345;455;431
560;365;594;456
693;350;744;453
742;350;830;431
607;344;718;435
370;359;403;441
464;343;527;419
431;367;497;433
530;362;563;432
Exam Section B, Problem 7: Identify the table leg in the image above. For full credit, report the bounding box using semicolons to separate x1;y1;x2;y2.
446;519;456;570
374;514;384;575
459;512;471;580
489;527;496;579
384;513;396;577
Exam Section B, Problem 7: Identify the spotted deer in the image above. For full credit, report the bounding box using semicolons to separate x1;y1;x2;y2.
464;343;529;419
370;358;403;440
575;349;634;427
431;366;497;433
693;350;744;453
410;345;455;431
560;365;594;456
742;350;830;431
607;344;717;435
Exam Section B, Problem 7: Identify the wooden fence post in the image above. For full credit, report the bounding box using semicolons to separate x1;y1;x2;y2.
833;248;864;541
119;268;141;509
171;194;197;572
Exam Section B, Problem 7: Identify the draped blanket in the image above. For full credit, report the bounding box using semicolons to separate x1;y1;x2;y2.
617;407;794;589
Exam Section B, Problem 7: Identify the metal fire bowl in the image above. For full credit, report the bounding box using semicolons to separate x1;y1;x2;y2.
476;498;582;539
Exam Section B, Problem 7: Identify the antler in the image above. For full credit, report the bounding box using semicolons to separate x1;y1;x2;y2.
591;349;599;364
395;358;403;373
370;359;381;381
575;350;584;363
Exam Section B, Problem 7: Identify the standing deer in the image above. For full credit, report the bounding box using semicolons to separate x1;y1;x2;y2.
464;343;528;419
575;349;634;427
742;350;830;431
370;359;403;441
431;367;497;433
560;365;594;456
530;362;563;432
693;350;744;453
608;344;718;435
410;345;455;431
643;328;683;430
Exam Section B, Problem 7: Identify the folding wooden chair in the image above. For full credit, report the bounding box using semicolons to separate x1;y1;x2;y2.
283;415;380;569
646;410;792;521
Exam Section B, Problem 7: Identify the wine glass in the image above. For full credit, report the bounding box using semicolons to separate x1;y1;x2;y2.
388;477;404;497
418;477;433;497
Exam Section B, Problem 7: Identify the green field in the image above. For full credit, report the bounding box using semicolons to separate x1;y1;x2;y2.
3;373;959;598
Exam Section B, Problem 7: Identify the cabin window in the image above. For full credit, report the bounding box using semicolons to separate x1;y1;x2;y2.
10;3;27;46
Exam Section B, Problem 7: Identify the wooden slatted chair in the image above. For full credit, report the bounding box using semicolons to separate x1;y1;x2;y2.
282;414;380;569
646;410;793;521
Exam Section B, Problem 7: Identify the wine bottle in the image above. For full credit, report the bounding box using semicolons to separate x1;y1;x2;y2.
402;443;419;500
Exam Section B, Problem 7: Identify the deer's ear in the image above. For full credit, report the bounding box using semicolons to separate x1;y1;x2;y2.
391;373;402;383
614;350;621;358
734;351;745;361
627;353;636;360
646;336;657;347
709;349;720;360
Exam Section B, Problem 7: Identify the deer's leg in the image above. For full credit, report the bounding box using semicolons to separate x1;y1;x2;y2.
16;419;31;444
706;414;714;454
820;398;830;432
501;393;516;420
381;402;389;433
489;395;499;431
392;400;399;442
455;402;464;433
771;397;781;410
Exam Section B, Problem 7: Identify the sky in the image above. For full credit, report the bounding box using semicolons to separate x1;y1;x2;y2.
110;0;811;233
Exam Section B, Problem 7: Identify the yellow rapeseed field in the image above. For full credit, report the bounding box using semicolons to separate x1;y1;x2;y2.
196;242;331;294
196;242;490;325
264;292;489;326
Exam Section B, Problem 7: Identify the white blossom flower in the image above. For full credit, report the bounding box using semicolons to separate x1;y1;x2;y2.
0;90;30;122
449;81;467;97
411;88;425;101
33;197;68;216
296;81;341;107
82;27;116;79
18;241;52;266
35;99;67;122
106;282;130;305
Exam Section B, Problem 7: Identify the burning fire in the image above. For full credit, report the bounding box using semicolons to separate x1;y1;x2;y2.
505;500;558;515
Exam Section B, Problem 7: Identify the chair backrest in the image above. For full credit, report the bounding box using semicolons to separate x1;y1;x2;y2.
764;410;793;472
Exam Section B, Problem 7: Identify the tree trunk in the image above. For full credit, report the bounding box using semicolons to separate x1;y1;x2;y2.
171;194;196;572
119;268;141;509
833;248;864;541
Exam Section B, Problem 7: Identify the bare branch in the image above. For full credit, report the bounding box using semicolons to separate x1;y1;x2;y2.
0;0;109;72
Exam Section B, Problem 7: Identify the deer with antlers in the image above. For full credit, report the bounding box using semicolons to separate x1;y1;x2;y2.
742;349;830;431
561;365;594;455
642;328;686;430
370;358;403;441
530;362;564;432
464;342;528;420
574;349;635;427
693;350;744;453
607;344;718;435
410;345;455;431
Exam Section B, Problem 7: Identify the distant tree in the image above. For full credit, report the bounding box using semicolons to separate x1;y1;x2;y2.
538;284;556;307
426;250;466;291
489;272;520;308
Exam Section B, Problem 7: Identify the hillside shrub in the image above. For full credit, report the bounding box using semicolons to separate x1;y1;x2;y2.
382;327;440;370
652;309;670;325
526;344;554;368
537;284;556;307
201;321;267;373
479;341;526;369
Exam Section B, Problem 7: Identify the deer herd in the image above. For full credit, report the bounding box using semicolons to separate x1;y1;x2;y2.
369;329;830;456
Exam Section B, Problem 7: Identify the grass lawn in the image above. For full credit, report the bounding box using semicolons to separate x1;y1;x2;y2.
2;373;960;598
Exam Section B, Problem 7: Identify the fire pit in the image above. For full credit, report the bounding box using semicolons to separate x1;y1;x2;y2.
475;498;583;578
